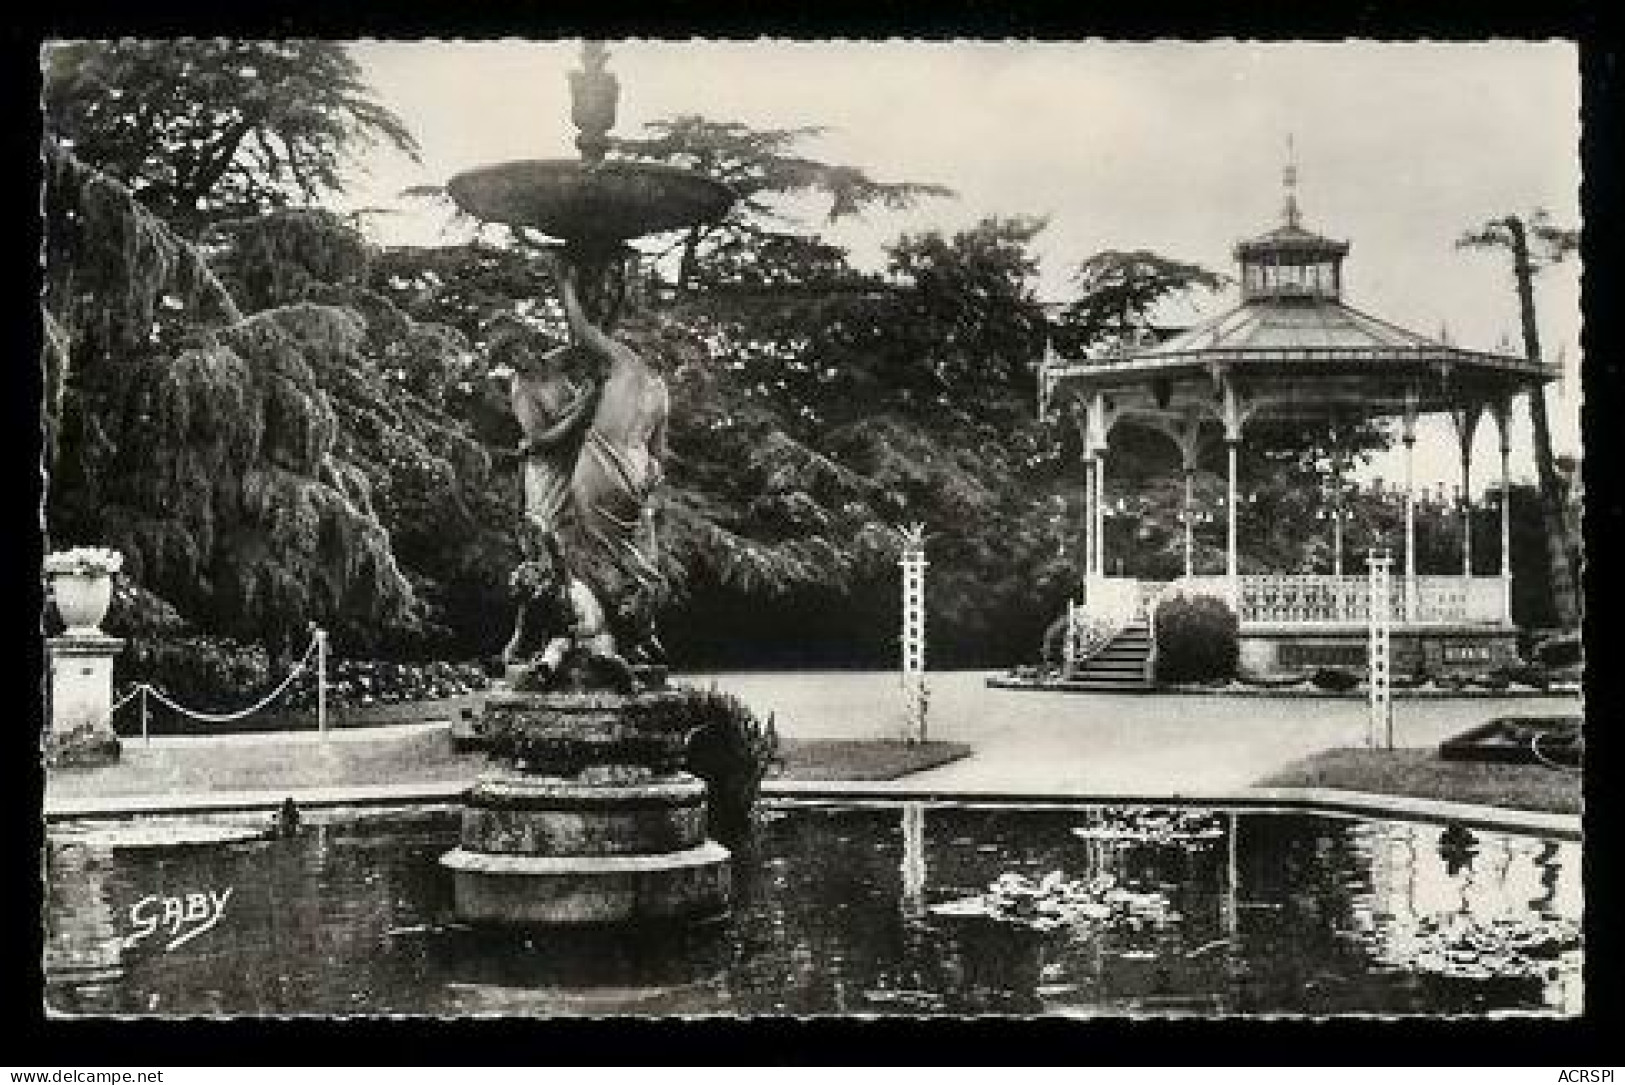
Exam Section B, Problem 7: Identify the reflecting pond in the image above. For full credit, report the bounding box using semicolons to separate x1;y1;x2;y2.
43;802;1582;1016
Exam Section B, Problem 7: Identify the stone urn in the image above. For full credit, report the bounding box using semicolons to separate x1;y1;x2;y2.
45;548;123;634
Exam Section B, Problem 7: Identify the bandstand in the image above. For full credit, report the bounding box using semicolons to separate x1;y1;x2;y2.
1036;170;1556;686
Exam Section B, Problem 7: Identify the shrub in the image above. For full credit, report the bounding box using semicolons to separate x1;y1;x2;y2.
1310;667;1360;693
1152;594;1239;684
120;634;272;711
283;658;489;710
674;686;781;849
1497;662;1549;690
1535;633;1582;669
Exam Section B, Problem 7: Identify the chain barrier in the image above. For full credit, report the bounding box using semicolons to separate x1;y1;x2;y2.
94;629;328;745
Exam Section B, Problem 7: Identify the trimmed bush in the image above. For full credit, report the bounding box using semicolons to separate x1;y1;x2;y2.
677;687;781;850
1498;662;1550;690
1152;594;1239;684
1310;667;1360;693
1535;633;1582;669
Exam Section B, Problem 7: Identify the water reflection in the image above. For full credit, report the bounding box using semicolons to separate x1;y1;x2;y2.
41;804;1581;1017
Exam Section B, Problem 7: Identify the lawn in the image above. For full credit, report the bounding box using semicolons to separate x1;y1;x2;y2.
775;739;972;781
1257;747;1582;815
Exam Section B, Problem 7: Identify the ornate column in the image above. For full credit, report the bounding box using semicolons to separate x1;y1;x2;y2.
1453;404;1481;583
1226;439;1239;590
1401;388;1419;623
1493;398;1515;626
1096;446;1108;579
1221;376;1247;612
1333;503;1344;577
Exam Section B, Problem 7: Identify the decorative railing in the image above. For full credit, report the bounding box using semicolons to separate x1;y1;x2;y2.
1061;599;1120;673
1098;574;1509;629
1238;574;1507;627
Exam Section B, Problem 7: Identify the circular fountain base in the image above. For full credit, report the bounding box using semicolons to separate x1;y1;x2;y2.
440;691;733;926
441;840;731;925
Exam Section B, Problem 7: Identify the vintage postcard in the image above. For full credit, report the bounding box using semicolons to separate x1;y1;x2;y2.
38;38;1583;1022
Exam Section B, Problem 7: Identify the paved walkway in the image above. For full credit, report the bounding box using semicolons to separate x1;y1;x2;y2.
45;671;1580;817
689;670;1583;796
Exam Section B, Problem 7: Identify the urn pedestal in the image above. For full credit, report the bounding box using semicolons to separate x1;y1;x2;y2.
46;633;123;768
440;689;730;925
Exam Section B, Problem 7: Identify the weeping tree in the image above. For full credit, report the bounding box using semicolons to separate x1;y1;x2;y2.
1458;211;1581;629
43;142;497;659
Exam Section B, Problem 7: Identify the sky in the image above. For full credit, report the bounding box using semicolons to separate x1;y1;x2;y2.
341;40;1583;494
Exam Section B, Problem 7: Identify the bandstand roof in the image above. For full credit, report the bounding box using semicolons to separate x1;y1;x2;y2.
1043;183;1556;424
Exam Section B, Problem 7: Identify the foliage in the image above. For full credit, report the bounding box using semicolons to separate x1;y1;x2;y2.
44;148;502;658
1152;594;1239;684
1053;249;1226;355
120;633;272;712
674;686;781;848
1310;667;1360;693
1534;632;1582;669
1457;210;1580;630
283;659;489;710
44;40;418;233
612;115;953;289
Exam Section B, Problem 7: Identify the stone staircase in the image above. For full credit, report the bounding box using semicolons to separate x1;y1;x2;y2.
1064;622;1153;691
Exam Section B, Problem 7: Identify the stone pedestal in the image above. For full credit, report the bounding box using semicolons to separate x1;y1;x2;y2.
441;690;730;925
46;634;123;767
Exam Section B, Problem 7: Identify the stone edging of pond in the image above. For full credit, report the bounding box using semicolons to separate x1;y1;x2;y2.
986;676;1581;699
43;777;1581;842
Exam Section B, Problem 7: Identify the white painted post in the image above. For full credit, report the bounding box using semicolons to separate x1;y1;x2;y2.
315;627;329;738
899;525;928;743
1367;548;1394;750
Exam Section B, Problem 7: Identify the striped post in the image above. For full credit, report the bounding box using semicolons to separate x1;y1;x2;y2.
899;524;928;743
1366;548;1394;749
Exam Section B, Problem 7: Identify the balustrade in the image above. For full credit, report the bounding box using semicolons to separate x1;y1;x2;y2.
1118;573;1509;627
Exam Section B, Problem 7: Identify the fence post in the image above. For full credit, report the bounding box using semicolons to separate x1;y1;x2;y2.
1366;548;1393;750
316;627;329;738
140;685;150;747
899;524;928;744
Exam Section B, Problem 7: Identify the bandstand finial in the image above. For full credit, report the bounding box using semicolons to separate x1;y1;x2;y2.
1282;133;1302;229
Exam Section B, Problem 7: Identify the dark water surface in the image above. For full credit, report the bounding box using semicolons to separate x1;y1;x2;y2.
44;802;1582;1016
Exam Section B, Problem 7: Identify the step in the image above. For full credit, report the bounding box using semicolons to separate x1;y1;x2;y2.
1058;680;1153;692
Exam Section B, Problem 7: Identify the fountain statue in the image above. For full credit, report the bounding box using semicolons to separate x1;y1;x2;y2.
439;42;738;925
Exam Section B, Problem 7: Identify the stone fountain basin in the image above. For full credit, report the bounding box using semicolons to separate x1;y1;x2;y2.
447;159;735;243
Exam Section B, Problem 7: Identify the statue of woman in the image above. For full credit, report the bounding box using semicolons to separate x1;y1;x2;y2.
543;253;671;665
498;326;596;556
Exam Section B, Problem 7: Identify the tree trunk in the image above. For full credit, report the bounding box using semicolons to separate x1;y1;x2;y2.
1506;216;1580;629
